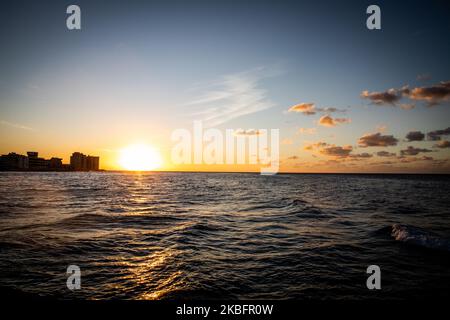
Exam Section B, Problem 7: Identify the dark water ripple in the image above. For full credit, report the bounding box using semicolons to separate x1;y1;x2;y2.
0;172;449;299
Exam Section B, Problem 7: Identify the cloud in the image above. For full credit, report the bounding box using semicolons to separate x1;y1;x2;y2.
361;81;450;108
287;155;299;160
400;146;433;156
303;141;328;151
409;81;450;106
317;107;345;113
288;103;316;115
350;152;373;159
398;156;435;163
427;127;450;141
320;145;353;157
288;103;346;116
434;140;450;149
405;131;425;141
234;129;262;136
188;67;277;126
358;133;399;147
0;120;33;131
361;87;409;106
376;151;396;157
318;115;351;127
305;142;371;160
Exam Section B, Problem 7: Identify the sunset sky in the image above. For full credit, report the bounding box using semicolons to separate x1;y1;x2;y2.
1;0;449;172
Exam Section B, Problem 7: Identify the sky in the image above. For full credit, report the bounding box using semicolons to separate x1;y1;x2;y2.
0;0;449;172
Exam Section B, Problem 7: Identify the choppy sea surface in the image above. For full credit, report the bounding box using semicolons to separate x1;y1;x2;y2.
0;172;449;300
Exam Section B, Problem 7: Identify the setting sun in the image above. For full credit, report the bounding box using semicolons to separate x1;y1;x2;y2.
118;144;163;171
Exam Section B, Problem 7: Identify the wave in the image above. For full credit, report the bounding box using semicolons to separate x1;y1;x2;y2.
55;212;184;229
391;224;450;252
237;198;332;220
239;198;310;212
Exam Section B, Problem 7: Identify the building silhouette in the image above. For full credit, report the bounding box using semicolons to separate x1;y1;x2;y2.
70;152;85;171
86;155;100;171
49;157;63;169
0;151;100;171
27;152;50;170
0;153;29;170
70;152;100;171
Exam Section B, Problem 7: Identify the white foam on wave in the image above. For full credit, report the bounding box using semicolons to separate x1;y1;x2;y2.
391;224;450;252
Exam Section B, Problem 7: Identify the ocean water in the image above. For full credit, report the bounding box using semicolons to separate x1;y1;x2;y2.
0;172;449;300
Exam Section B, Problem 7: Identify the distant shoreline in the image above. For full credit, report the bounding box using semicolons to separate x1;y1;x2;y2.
1;169;449;175
0;169;105;173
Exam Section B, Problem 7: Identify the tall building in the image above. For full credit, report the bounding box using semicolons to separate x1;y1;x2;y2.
86;156;100;171
70;152;86;171
70;152;100;171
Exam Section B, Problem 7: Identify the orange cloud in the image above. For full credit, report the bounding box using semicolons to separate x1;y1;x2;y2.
320;145;353;157
361;81;450;107
304;141;328;151
409;81;450;105
288;102;316;115
318;115;350;127
358;132;398;147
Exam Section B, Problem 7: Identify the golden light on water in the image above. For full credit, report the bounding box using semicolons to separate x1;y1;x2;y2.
118;143;163;171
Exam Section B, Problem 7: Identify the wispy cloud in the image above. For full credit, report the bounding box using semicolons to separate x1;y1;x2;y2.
187;67;279;127
0;120;33;131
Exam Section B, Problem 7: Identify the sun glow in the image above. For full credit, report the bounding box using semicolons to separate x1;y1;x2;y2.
118;144;163;171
